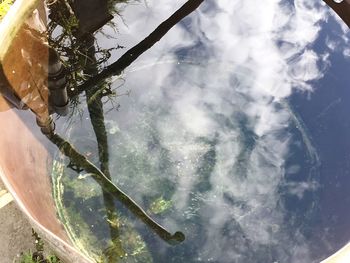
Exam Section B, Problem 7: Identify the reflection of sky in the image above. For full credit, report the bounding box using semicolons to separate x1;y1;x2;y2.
60;0;350;262
105;62;318;262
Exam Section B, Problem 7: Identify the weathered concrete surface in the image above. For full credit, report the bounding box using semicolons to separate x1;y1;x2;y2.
0;180;35;263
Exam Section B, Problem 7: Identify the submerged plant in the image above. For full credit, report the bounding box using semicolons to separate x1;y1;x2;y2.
52;159;154;262
149;197;173;215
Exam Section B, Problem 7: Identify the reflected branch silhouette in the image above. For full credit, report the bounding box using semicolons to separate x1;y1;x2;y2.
70;0;204;97
83;33;126;260
0;0;187;254
48;0;187;250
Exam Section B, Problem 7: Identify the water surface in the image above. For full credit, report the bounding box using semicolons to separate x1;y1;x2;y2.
4;0;350;262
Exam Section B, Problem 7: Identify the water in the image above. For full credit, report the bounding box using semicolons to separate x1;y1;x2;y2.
52;60;321;262
3;0;350;262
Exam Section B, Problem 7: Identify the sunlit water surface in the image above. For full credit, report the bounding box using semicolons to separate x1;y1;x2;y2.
48;0;350;262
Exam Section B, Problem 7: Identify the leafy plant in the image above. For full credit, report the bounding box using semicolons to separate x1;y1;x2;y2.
0;0;14;20
16;230;61;263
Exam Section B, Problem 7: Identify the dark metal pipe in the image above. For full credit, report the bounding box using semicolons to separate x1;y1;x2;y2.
36;115;55;135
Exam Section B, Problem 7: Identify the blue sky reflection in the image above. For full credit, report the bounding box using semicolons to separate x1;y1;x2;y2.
58;0;350;262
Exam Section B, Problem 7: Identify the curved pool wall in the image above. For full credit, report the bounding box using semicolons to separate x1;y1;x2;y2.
0;110;92;263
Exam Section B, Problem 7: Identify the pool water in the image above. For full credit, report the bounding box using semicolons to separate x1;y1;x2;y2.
52;60;321;263
4;0;350;262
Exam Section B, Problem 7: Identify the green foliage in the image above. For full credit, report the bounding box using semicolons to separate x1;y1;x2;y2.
46;256;61;263
18;253;61;263
15;230;61;263
18;252;35;263
0;0;13;20
53;158;154;262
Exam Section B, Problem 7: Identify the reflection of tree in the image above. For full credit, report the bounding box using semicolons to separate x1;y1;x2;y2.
71;0;204;97
1;0;206;255
82;33;126;260
45;0;201;255
47;0;123;114
48;1;147;258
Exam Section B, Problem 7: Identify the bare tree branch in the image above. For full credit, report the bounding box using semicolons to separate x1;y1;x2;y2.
69;0;204;97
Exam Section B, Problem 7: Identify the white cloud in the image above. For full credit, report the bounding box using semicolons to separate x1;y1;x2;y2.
92;0;333;261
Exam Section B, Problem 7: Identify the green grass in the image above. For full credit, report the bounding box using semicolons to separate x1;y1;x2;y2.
15;230;62;263
0;0;14;20
18;253;61;263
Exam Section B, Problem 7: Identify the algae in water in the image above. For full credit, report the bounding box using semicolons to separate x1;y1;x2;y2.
149;197;173;215
52;159;154;263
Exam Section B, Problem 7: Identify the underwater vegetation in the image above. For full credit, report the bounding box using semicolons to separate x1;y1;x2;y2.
52;159;154;263
149;197;173;215
0;0;326;261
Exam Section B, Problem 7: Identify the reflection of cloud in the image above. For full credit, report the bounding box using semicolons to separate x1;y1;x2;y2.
288;50;323;82
103;0;330;262
284;181;319;199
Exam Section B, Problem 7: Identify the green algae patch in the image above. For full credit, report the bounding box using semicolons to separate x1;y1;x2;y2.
52;159;154;263
149;197;173;215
